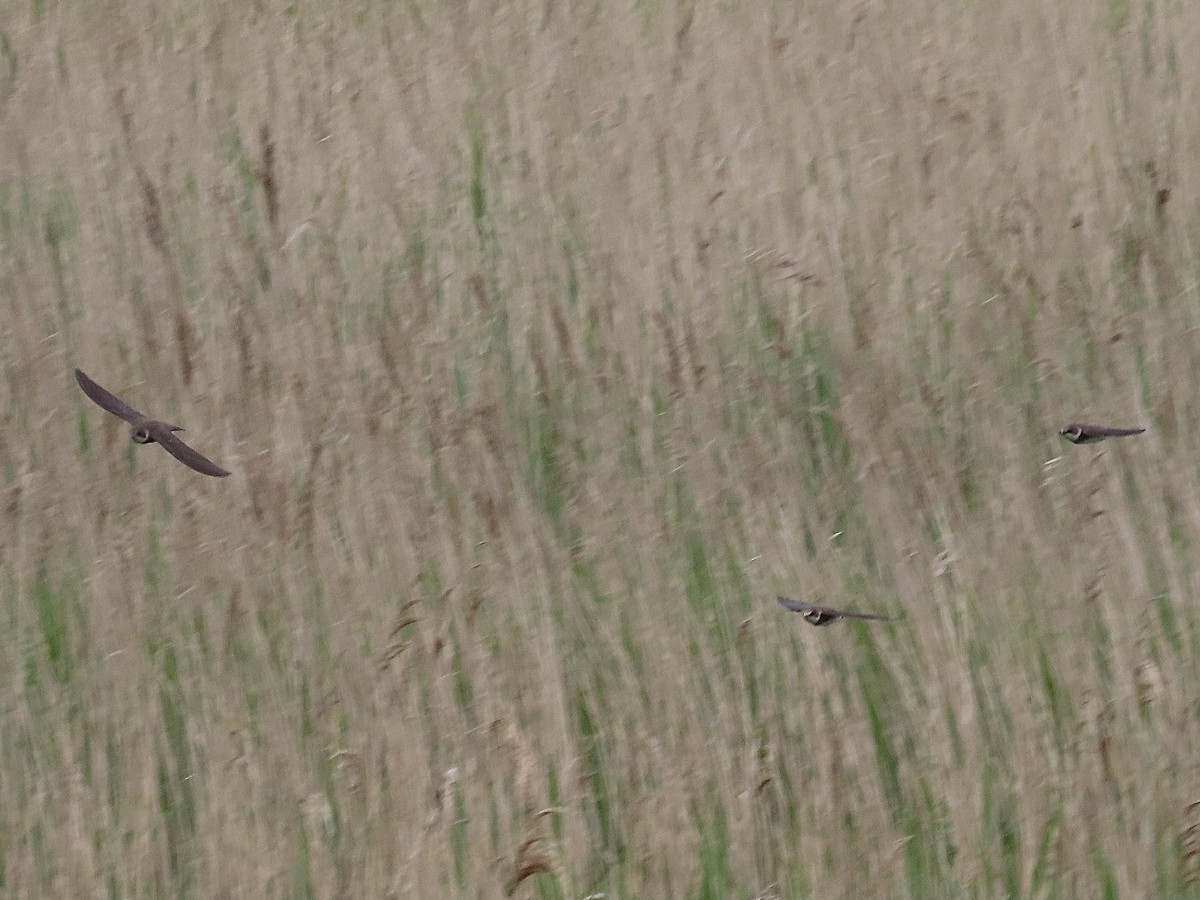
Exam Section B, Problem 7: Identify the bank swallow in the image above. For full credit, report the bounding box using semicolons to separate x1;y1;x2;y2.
75;368;230;477
1060;423;1145;444
777;595;891;626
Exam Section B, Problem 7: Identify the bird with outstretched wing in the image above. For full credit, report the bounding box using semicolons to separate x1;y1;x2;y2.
75;368;230;477
777;595;891;626
1060;423;1145;444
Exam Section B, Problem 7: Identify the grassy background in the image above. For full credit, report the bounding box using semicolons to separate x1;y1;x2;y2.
1;0;1199;896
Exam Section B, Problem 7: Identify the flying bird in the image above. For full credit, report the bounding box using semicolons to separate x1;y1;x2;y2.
777;596;891;626
1060;423;1145;444
75;368;230;477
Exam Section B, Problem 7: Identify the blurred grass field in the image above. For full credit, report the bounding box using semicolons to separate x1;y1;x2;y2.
2;0;1200;896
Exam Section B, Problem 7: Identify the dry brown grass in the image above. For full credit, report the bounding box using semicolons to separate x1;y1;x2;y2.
2;0;1200;896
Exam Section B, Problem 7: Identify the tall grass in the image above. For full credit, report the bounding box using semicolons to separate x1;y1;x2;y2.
1;0;1199;896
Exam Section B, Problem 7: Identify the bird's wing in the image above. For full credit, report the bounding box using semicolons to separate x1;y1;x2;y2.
1090;424;1145;437
836;608;891;621
75;368;145;424
777;596;812;613
154;428;231;477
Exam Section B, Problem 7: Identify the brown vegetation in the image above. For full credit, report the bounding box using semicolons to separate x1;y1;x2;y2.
1;0;1198;896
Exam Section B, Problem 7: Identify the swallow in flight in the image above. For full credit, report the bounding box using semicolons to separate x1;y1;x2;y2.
777;595;891;626
75;368;230;477
1059;423;1145;444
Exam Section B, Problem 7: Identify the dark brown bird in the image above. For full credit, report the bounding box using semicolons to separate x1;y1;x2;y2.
777;596;891;626
1060;423;1145;444
75;368;230;477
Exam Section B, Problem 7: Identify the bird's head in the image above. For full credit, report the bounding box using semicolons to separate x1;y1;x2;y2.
803;610;838;626
1060;425;1084;443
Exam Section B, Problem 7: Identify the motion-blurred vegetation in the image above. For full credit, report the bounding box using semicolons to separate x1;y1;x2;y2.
1;1;1198;896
